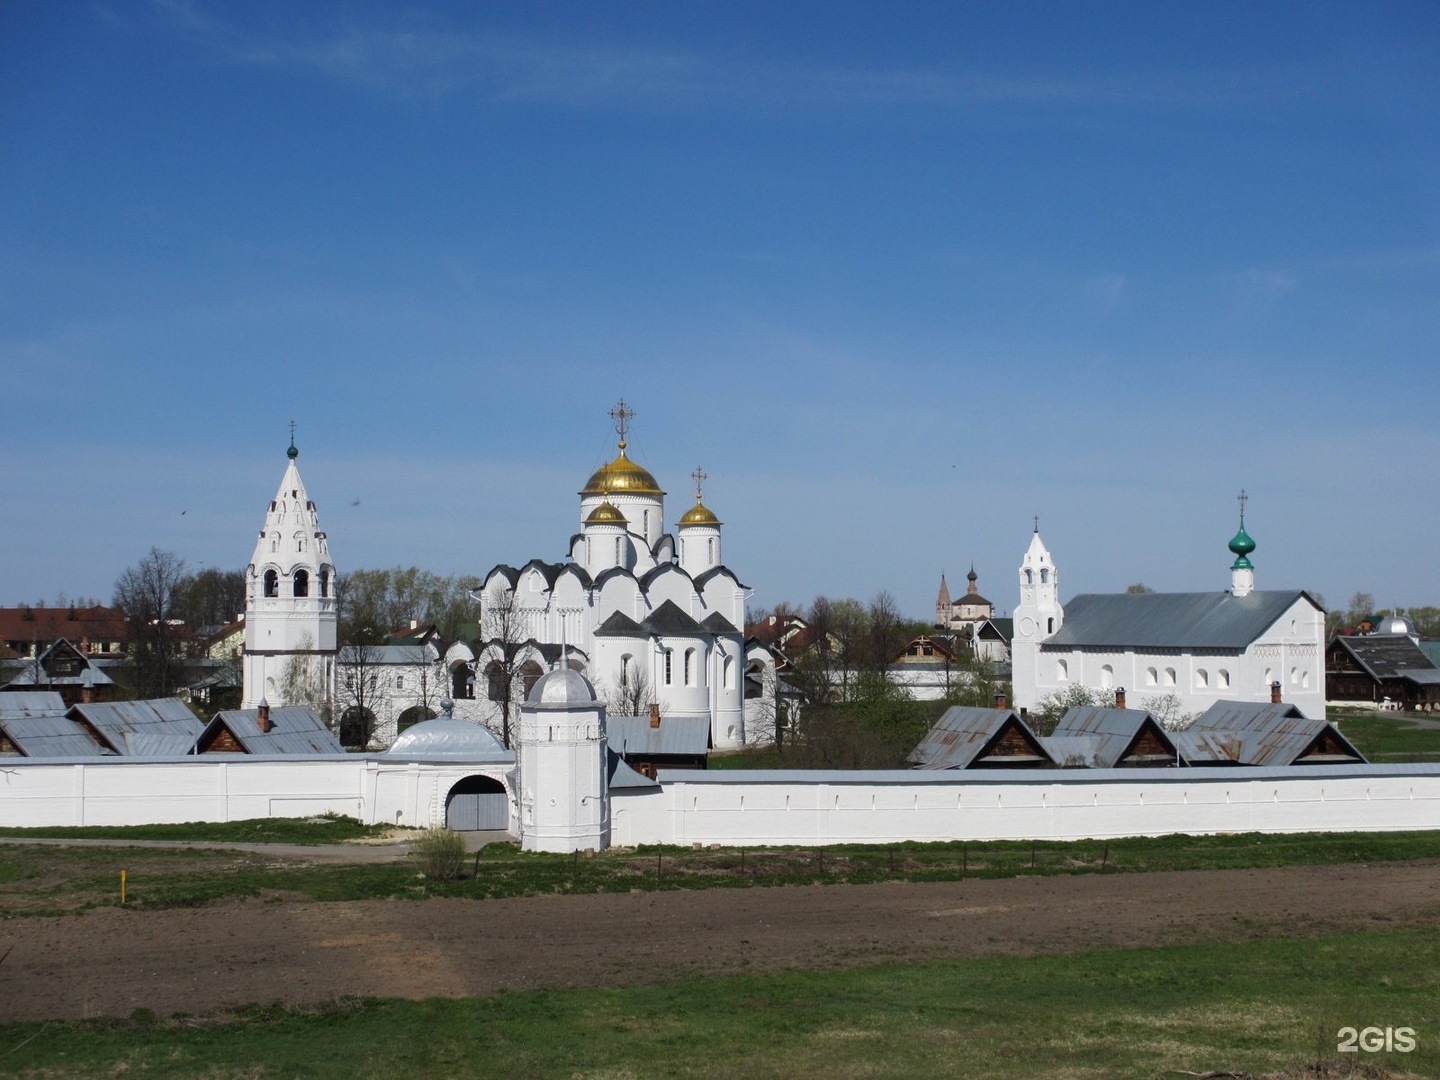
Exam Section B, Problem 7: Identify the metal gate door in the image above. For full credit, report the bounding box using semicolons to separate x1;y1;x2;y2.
446;790;509;831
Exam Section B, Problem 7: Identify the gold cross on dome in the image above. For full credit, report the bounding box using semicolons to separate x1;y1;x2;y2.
691;466;707;502
608;399;634;447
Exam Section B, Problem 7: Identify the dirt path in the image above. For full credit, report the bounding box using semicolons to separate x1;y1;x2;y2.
3;860;1438;1023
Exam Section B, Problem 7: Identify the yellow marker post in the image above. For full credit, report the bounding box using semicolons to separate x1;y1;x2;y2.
120;869;127;905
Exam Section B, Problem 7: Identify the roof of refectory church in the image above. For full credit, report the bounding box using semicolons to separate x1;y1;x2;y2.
1041;589;1318;651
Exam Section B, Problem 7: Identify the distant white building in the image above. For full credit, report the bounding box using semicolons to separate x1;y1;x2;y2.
1011;509;1326;721
242;438;338;711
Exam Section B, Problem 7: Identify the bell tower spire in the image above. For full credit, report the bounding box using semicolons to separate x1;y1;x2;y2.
242;432;338;709
1229;490;1256;597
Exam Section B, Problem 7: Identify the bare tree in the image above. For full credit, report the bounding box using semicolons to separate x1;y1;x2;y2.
602;661;651;718
478;583;533;749
335;626;384;749
113;548;190;698
279;631;331;723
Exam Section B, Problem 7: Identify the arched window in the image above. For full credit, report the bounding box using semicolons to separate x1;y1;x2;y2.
319;569;330;598
1056;659;1068;682
684;648;695;686
1046;617;1054;634
1040;568;1050;584
616;536;624;564
664;648;674;685
485;661;506;701
519;659;544;698
643;509;650;536
620;654;632;689
723;655;734;690
263;569;278;598
452;663;474;699
1024;569;1034;585
295;532;306;553
1146;667;1158;686
1218;669;1230;689
1100;664;1114;689
396;675;404;690
1164;667;1176;687
293;569;309;597
269;533;279;553
1195;668;1208;689
707;537;715;563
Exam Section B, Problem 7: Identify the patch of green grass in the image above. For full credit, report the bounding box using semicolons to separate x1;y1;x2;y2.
1;927;1435;1078
1331;712;1440;761
0;814;394;845
5;830;1440;917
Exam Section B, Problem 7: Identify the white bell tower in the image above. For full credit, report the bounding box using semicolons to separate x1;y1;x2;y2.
242;432;338;709
1012;520;1063;714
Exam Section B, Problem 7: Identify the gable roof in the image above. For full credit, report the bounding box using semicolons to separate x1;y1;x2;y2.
69;698;203;755
0;691;67;720
0;713;107;757
198;706;345;755
606;714;711;757
1;638;115;689
1185;700;1364;766
640;600;707;637
1043;590;1317;651
1329;634;1437;680
1050;707;1178;767
907;706;1054;770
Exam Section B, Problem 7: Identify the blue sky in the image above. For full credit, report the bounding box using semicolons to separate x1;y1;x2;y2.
3;1;1437;621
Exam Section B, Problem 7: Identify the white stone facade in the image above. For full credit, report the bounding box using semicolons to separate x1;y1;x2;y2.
243;444;338;710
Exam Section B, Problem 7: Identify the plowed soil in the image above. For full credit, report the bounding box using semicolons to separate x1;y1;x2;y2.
3;860;1438;1022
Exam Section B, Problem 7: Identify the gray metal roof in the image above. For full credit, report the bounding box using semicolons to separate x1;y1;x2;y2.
71;698;203;753
386;716;509;760
338;644;430;665
1039;735;1102;767
655;761;1440;784
907;706;1053;770
0;714;107;757
607;748;660;788
1401;669;1440;686
606;714;710;756
1042;590;1315;650
1186;700;1363;766
202;706;346;755
1050;706;1178;768
0;691;67;720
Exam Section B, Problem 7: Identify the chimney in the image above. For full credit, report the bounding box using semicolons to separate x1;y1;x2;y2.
80;668;95;705
994;691;1008;710
649;702;661;729
257;698;272;733
1114;687;1127;710
1270;681;1282;705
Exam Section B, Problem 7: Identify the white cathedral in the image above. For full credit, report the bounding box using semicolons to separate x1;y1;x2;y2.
1011;503;1327;721
241;405;750;751
463;401;748;750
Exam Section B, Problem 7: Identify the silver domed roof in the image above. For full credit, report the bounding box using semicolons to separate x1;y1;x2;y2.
528;667;597;707
1377;613;1417;637
386;717;508;759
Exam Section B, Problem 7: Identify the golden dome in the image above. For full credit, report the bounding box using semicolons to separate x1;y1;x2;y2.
678;500;721;527
580;446;664;497
584;499;628;526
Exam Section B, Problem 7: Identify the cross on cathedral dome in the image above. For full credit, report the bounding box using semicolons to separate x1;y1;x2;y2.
579;399;665;496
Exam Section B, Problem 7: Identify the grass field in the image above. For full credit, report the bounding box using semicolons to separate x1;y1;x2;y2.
0;927;1434;1079
1331;711;1440;762
0;814;392;845
4;827;1440;916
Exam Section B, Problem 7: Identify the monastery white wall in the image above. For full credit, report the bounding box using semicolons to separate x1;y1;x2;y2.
610;765;1440;848
0;757;512;830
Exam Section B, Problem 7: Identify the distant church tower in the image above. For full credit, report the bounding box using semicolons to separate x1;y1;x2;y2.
1011;522;1063;713
242;433;338;710
1228;490;1256;598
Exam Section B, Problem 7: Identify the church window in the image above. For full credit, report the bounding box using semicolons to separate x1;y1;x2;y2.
708;537;715;563
1056;659;1068;682
620;654;632;689
723;656;734;690
368;674;377;692
1290;666;1299;685
1301;670;1310;688
396;675;404;690
263;569;278;598
345;673;354;691
269;533;279;553
520;659;544;698
485;661;506;701
1164;667;1176;687
319;569;330;598
1100;665;1114;689
1046;617;1054;634
1145;667;1158;687
664;649;673;685
1217;669;1230;689
1040;568;1050;584
1024;569;1034;585
643;509;650;536
452;664;474;699
616;536;624;564
1195;668;1208;689
293;569;309;598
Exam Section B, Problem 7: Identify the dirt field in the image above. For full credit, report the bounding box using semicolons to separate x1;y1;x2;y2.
3;859;1438;1023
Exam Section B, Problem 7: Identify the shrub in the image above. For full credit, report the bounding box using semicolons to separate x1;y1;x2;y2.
412;827;466;881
